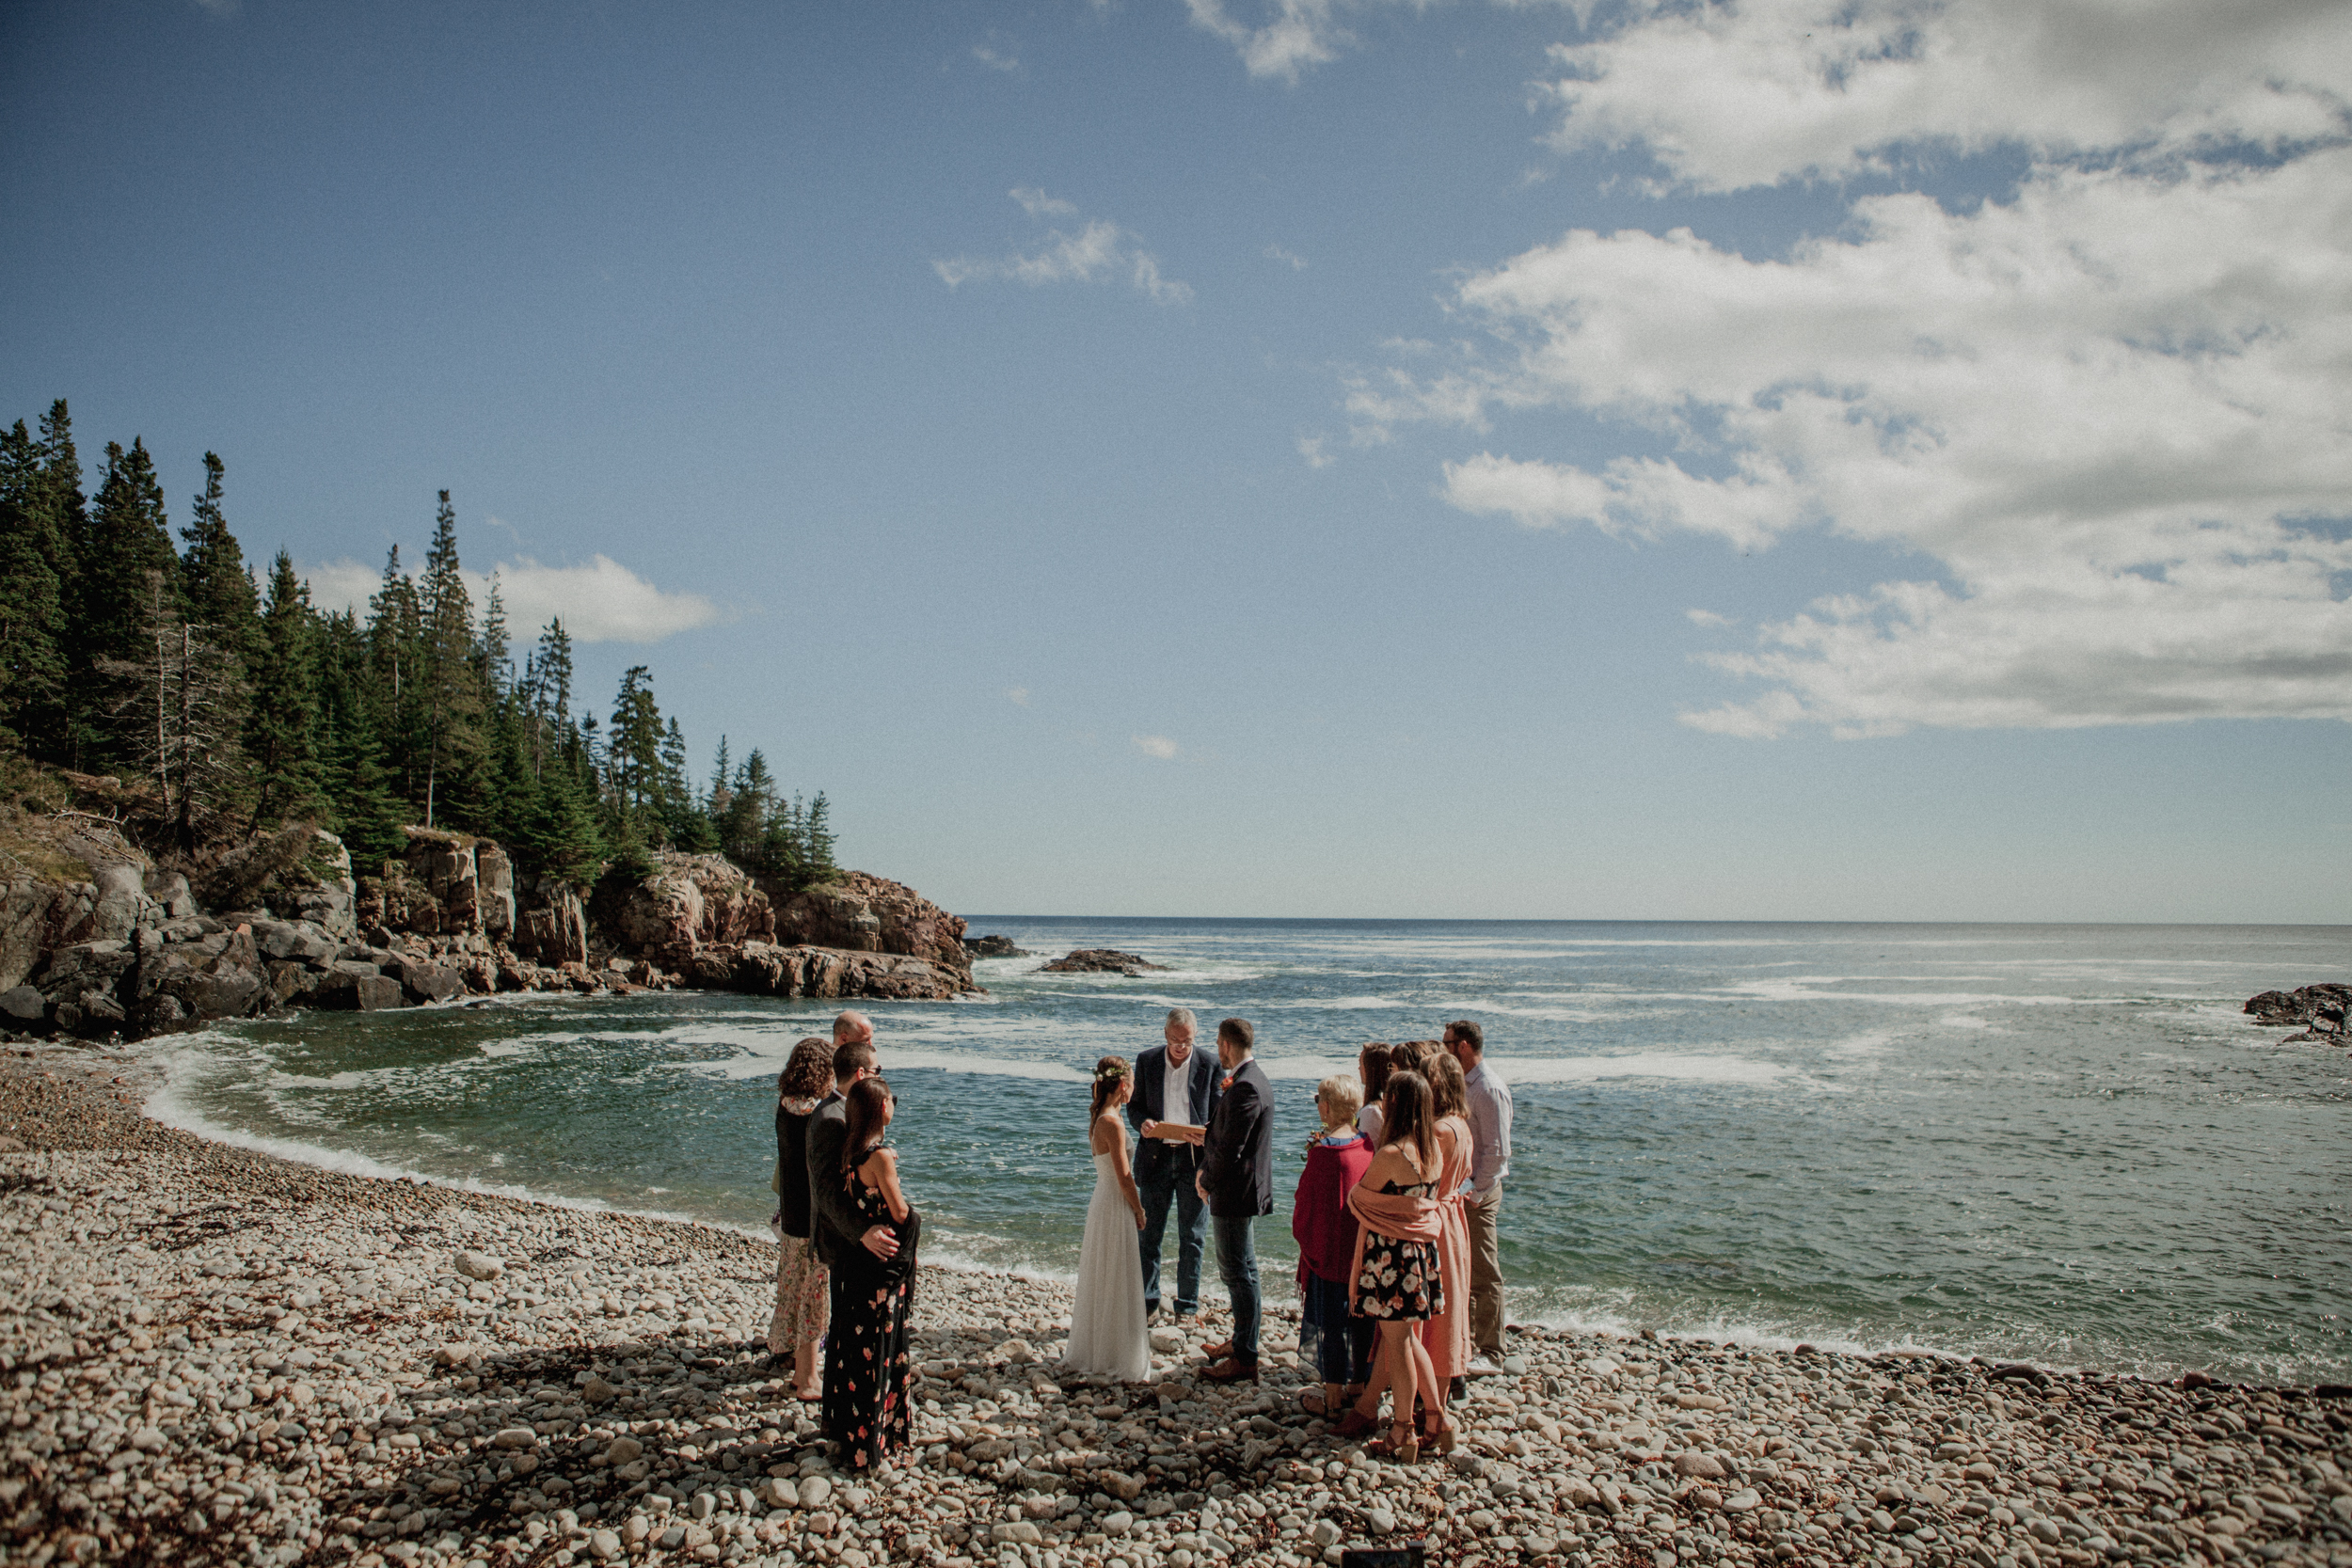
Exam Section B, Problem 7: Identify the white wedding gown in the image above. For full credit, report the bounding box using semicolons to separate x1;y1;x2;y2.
1063;1124;1151;1381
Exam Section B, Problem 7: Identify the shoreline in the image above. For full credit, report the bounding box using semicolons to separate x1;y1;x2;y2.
5;1041;2350;1568
131;1012;2335;1390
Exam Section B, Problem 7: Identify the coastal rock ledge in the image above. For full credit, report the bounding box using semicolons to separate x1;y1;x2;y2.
2;816;980;1040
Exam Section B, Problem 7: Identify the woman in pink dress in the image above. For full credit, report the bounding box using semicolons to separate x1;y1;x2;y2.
1417;1050;1474;1444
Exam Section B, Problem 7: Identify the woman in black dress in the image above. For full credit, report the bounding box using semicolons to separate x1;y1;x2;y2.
822;1075;920;1471
768;1037;834;1399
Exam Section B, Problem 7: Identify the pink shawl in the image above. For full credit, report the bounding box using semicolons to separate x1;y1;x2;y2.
1345;1180;1442;1310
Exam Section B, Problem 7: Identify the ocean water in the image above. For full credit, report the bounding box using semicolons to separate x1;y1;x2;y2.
141;919;2352;1384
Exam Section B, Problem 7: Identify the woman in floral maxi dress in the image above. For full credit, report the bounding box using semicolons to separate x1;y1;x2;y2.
822;1076;921;1471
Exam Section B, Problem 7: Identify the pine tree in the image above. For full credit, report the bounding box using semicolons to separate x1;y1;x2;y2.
523;617;574;780
482;698;534;847
75;438;181;768
518;744;603;885
660;718;717;852
365;544;426;807
418;491;484;830
95;569;248;849
248;551;325;826
720;747;774;867
802;791;837;882
762;792;808;888
606;665;664;823
316;606;407;864
479;573;511;701
178;451;262;671
0;422;68;753
324;699;408;872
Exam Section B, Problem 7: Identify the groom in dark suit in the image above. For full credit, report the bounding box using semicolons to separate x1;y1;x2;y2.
1197;1016;1273;1384
1130;1007;1220;1320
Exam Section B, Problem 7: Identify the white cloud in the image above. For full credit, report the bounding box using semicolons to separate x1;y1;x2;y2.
1265;244;1309;270
935;191;1193;304
1376;11;2352;736
1539;0;2352;194
1007;687;1031;706
1132;734;1181;759
1686;609;1732;628
1185;0;1356;82
1011;187;1074;218
973;43;1021;73
303;554;722;645
1297;435;1336;468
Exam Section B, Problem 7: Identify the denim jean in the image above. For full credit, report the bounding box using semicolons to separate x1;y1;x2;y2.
1212;1214;1262;1362
1136;1166;1208;1315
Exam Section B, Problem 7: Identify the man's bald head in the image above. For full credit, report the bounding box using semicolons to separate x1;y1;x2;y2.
833;1010;872;1047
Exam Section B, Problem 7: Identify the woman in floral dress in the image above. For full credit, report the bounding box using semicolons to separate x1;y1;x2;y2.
822;1076;920;1471
1341;1069;1454;1462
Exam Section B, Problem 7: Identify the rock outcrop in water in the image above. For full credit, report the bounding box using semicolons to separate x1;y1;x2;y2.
965;933;1030;958
2245;983;2349;1044
1;804;979;1039
1041;947;1168;976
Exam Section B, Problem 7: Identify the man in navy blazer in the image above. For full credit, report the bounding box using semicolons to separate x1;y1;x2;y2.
1129;1006;1220;1320
1197;1016;1273;1384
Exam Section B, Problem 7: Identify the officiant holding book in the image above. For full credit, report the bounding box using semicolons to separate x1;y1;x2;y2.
1130;1006;1221;1321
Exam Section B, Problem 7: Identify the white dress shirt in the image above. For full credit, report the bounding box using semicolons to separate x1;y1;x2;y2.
1463;1060;1513;1195
1164;1047;1194;1127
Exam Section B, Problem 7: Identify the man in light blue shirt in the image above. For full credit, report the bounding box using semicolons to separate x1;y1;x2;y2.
1446;1018;1513;1372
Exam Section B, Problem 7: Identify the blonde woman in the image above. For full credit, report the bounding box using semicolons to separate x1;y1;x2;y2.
1291;1074;1374;1418
1064;1056;1152;1381
767;1036;834;1400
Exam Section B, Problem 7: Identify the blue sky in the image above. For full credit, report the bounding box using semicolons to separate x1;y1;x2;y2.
5;0;2347;923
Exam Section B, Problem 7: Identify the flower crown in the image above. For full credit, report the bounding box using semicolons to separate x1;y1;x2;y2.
1094;1062;1129;1082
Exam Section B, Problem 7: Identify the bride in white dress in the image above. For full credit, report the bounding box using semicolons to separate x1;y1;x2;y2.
1063;1055;1152;1381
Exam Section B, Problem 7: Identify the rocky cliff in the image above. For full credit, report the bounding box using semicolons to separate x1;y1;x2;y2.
610;855;978;1005
0;813;979;1040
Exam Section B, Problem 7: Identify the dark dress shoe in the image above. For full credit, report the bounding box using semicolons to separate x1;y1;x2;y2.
1200;1357;1259;1385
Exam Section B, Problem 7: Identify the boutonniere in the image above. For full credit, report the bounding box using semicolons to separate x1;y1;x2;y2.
1220;1074;1234;1090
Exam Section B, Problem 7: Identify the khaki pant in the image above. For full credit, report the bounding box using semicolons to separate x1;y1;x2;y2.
1466;1187;1505;1358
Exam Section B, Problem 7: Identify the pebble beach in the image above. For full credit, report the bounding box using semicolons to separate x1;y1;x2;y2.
6;1041;2351;1568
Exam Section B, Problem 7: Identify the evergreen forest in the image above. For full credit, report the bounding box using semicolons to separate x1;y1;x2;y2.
0;398;836;892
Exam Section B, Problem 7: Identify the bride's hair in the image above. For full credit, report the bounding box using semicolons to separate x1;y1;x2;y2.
1090;1055;1130;1122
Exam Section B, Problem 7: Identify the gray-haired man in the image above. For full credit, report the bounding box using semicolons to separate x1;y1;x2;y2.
1130;1006;1220;1320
